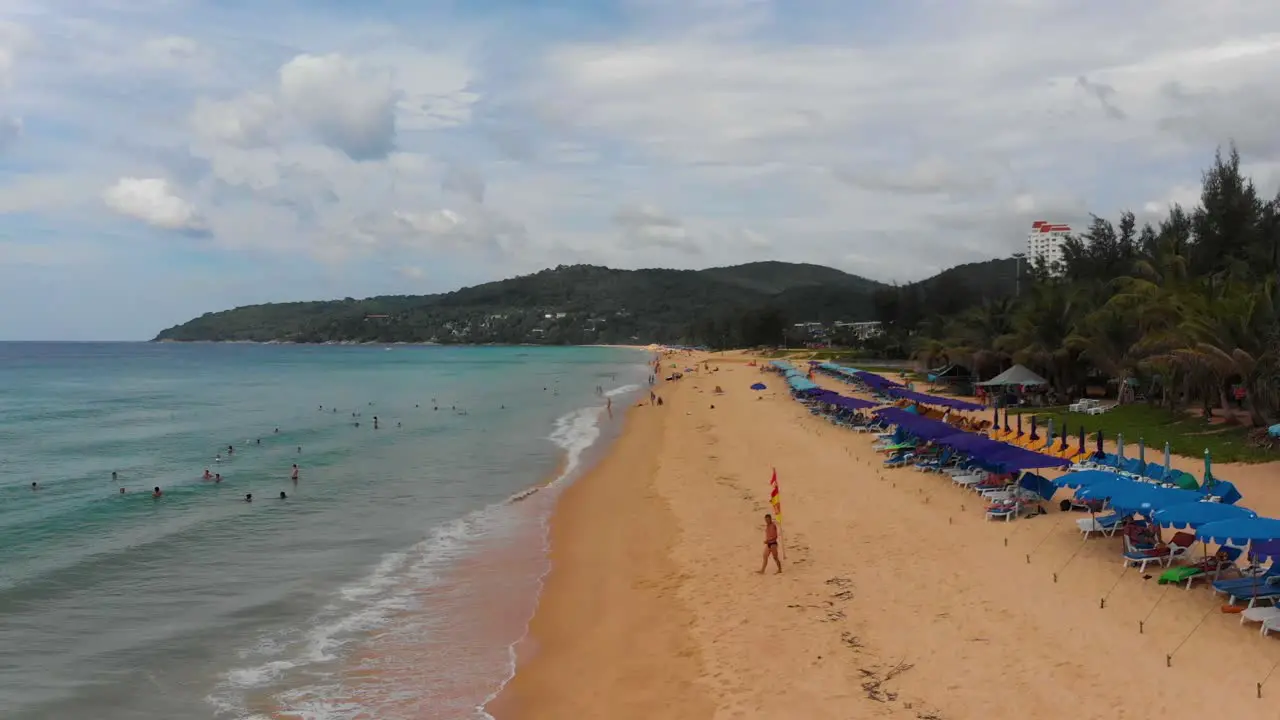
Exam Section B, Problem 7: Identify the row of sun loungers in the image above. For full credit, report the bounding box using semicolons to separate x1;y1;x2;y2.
861;415;1280;640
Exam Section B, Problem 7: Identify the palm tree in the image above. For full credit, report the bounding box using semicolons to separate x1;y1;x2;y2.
999;282;1081;397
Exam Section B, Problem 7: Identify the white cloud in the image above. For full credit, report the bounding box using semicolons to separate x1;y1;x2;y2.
190;92;281;148
612;203;700;254
102;177;205;231
0;114;20;150
279;53;398;161
11;0;1280;340
0;20;34;88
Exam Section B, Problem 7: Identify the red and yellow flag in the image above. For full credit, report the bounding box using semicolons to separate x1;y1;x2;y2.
769;468;782;523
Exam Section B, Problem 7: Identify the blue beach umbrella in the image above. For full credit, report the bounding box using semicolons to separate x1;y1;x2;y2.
750;382;767;391
1074;478;1135;502
1195;517;1280;545
1053;469;1125;489
1102;484;1204;516
1153;502;1256;531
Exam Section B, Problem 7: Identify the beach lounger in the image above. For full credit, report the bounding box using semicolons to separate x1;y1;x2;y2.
985;499;1019;522
1261;615;1280;637
1122;532;1194;571
1226;585;1280;608
914;450;954;472
1077;513;1125;536
1158;547;1243;590
1213;565;1280;595
884;452;915;468
1242;606;1280;631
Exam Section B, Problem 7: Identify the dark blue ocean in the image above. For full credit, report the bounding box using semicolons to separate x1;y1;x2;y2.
0;343;648;719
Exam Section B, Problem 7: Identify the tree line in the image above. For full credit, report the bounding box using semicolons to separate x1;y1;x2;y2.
882;147;1280;427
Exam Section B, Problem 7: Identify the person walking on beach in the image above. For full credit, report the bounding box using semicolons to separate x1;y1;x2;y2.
606;396;613;419
759;514;782;574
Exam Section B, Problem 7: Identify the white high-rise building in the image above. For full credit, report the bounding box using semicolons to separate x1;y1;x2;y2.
1026;221;1071;270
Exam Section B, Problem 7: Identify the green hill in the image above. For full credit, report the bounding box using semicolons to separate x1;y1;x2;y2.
153;259;1011;347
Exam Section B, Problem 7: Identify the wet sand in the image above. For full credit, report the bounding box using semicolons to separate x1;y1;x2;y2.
486;394;713;719
492;356;1280;719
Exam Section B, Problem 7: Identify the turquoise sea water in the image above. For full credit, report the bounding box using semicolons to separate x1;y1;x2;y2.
0;343;648;719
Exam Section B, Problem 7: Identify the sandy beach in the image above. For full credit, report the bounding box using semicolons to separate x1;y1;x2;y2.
490;355;1280;720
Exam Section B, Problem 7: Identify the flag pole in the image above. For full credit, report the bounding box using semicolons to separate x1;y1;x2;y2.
770;467;785;561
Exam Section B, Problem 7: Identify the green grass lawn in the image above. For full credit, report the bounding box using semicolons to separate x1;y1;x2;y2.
1008;403;1274;464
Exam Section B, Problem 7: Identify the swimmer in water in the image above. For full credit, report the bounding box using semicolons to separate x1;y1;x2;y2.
296;446;301;454
279;491;287;499
291;464;299;482
214;473;222;483
274;428;279;434
203;469;212;480
215;454;222;463
31;481;38;491
228;445;234;456
245;493;252;502
152;487;162;498
256;438;261;445
112;471;118;481
119;487;126;494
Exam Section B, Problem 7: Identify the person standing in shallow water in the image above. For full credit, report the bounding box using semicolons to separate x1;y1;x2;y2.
291;464;299;483
759;514;782;574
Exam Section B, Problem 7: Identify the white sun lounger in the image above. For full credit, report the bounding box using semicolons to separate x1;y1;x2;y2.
1242;606;1280;631
1261;614;1280;636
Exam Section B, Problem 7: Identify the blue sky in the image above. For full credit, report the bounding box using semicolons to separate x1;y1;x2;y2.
2;0;1280;340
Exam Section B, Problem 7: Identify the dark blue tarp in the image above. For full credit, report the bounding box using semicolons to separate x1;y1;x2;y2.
886;387;985;411
855;371;903;390
874;407;1069;470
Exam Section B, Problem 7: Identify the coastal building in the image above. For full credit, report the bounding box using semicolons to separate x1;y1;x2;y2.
1027;221;1071;270
833;320;883;340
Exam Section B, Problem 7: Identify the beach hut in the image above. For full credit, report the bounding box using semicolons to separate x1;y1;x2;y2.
977;364;1048;407
977;364;1049;388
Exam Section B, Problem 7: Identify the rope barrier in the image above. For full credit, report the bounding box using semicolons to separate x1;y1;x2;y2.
1166;604;1217;666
